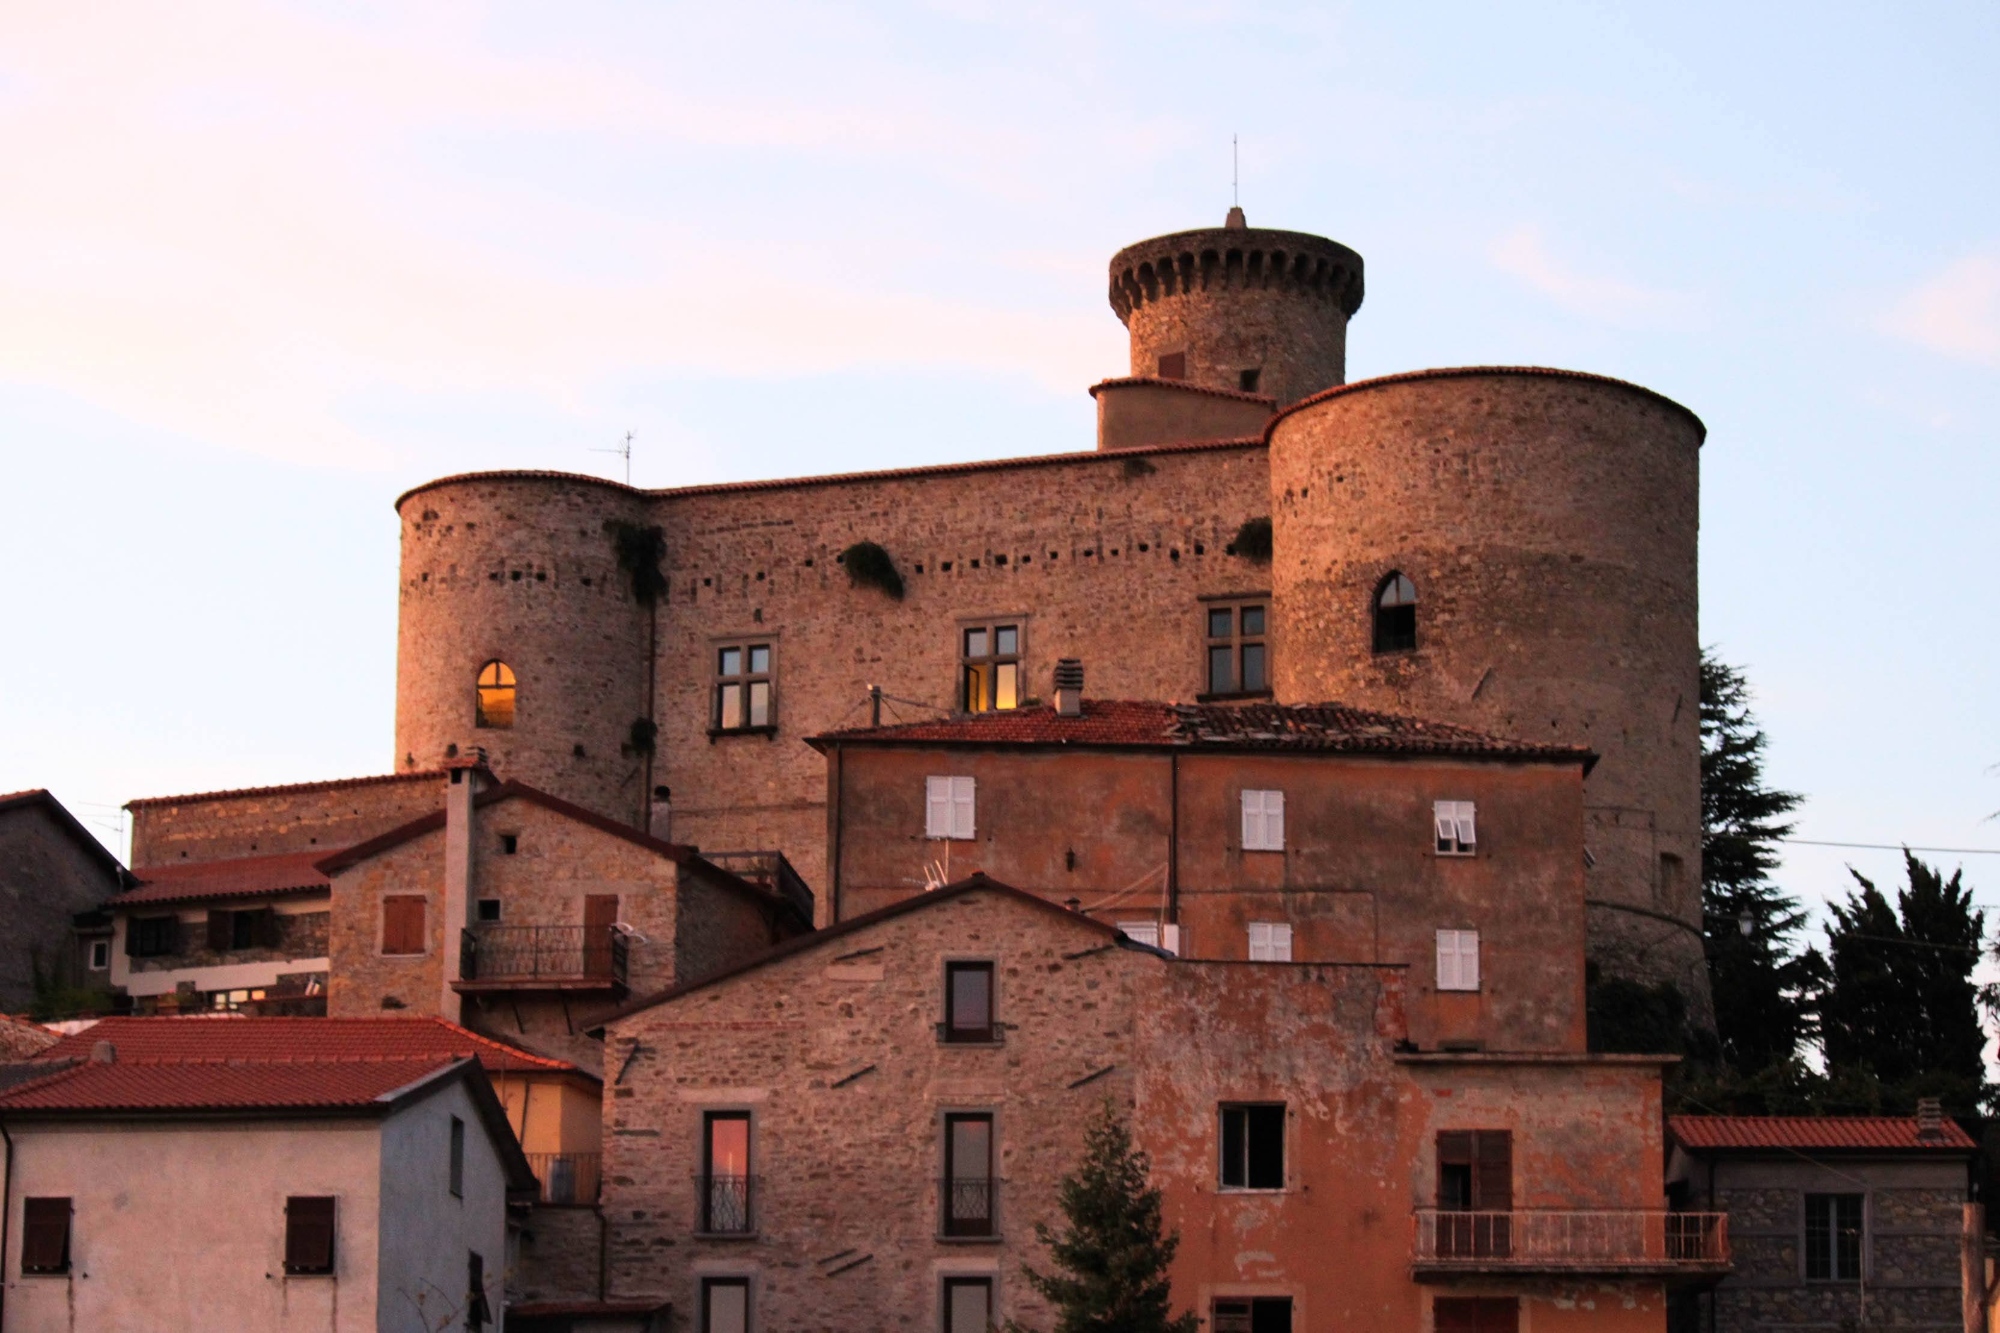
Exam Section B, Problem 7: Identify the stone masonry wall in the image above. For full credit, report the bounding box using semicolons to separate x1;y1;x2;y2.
127;772;444;867
0;801;123;1009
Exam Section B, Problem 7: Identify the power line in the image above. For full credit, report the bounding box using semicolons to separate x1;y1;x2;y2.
1781;838;2000;856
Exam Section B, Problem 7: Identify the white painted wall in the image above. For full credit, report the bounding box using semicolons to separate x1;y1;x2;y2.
376;1077;512;1333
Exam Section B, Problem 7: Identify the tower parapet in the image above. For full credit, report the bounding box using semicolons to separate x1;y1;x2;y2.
1108;212;1364;407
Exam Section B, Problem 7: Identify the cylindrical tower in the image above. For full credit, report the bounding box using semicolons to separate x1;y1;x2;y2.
1107;209;1364;406
393;472;655;826
1266;367;1708;1018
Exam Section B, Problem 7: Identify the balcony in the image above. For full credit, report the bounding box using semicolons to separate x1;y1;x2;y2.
941;1176;999;1239
696;1174;755;1236
457;924;627;991
1412;1210;1730;1279
700;850;815;924
525;1152;601;1206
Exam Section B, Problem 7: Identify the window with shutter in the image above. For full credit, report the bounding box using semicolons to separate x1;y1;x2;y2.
1219;1105;1285;1190
1435;800;1477;855
382;896;426;955
702;1277;750;1333
944;1277;994;1333
925;776;976;841
207;910;232;952
284;1196;336;1274
20;1197;71;1274
1212;1297;1293;1333
1241;790;1284;851
1434;1297;1518;1333
1118;921;1160;947
1247;922;1292;962
1436;930;1480;991
1436;1131;1512;1257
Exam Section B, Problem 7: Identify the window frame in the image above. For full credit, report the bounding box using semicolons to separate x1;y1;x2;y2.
942;961;999;1044
128;914;181;958
87;938;110;971
1434;800;1477;856
943;1276;996;1332
1433;1296;1519;1333
713;639;776;735
701;1110;754;1235
19;1197;72;1275
1218;1103;1286;1191
1436;929;1481;992
474;659;517;729
1373;572;1418;654
449;1114;466;1199
283;1195;337;1276
701;1276;752;1333
1804;1191;1866;1282
959;620;1025;714
1246;922;1293;963
941;1110;998;1238
1240;789;1285;852
925;776;977;841
1201;597;1271;700
1211;1296;1294;1333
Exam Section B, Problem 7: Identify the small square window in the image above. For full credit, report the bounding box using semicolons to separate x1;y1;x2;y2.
715;642;775;731
944;962;996;1042
1241;790;1284;851
1247;922;1292;962
87;939;109;971
962;622;1022;713
926;776;976;841
476;899;502;923
499;834;518;855
1220;1104;1284;1189
1204;601;1269;696
1436;930;1480;991
1434;800;1477;855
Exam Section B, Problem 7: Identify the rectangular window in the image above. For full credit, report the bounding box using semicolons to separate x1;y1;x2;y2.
943;1112;995;1236
1247;922;1292;963
925;776;977;841
1436;930;1481;991
1219;1105;1284;1190
1240;789;1284;851
127;914;181;958
702;1277;750;1333
1212;1298;1293;1333
962;623;1021;713
382;896;426;955
1435;800;1477;855
1805;1193;1864;1280
449;1115;465;1198
1157;350;1187;380
703;1111;753;1233
1436;1130;1513;1259
87;939;109;971
283;1196;336;1275
1117;921;1159;948
944;1277;994;1333
944;962;996;1042
715;643;774;731
1434;1297;1519;1333
475;898;502;923
466;1251;491;1331
1204;602;1268;696
20;1197;71;1274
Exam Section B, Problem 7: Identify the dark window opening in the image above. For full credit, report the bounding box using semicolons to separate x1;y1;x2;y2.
128;914;182;958
1157;351;1187;380
1373;573;1417;653
716;643;774;731
1213;1297;1292;1333
475;660;516;728
1806;1193;1864;1281
500;834;518;855
962;624;1020;713
944;1276;994;1333
466;1251;491;1331
1220;1104;1284;1189
1434;1297;1519;1333
944;962;997;1042
449;1115;466;1198
943;1112;995;1237
475;899;502;923
20;1197;71;1274
284;1196;336;1275
1239;368;1262;393
1204;603;1268;695
702;1277;750;1333
1436;1130;1512;1258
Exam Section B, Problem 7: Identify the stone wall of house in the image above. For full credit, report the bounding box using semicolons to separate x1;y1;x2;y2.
127;772;443;866
511;1203;605;1306
0;797;123;1009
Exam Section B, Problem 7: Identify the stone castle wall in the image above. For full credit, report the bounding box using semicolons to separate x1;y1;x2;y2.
127;772;443;867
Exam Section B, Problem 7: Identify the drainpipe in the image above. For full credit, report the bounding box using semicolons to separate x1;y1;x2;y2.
1;1119;13;1329
827;744;844;928
1167;752;1180;927
441;751;485;1023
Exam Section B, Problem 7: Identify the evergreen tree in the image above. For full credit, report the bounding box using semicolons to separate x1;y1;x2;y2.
1699;651;1809;1071
1014;1100;1197;1333
1819;853;1988;1113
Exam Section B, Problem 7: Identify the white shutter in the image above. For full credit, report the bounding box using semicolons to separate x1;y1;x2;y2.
1242;790;1284;851
1434;801;1456;850
1119;921;1159;948
926;777;953;839
950;776;976;840
1437;929;1480;991
1455;802;1477;850
1248;922;1291;961
1247;922;1269;960
1159;924;1182;957
1271;922;1293;962
1460;931;1479;989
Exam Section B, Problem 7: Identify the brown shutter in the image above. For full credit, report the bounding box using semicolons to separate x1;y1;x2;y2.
257;907;282;949
20;1197;72;1273
1435;1298;1517;1333
383;897;425;954
583;895;620;978
1436;1129;1473;1201
1472;1131;1512;1211
283;1196;336;1274
207;910;232;952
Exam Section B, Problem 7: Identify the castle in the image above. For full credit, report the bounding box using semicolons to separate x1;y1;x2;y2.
391;207;1707;1017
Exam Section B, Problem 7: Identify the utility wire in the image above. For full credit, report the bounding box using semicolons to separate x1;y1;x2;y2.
1782;838;2000;856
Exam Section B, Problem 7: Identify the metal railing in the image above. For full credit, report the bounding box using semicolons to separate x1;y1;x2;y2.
459;925;627;986
698;1174;754;1234
1412;1210;1730;1273
525;1153;601;1205
941;1176;998;1238
701;850;816;923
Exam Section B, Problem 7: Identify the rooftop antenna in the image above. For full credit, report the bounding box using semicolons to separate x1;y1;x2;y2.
593;430;635;485
1233;133;1239;207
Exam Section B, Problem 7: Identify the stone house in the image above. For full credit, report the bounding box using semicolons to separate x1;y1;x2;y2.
1667;1112;1981;1333
593;874;1719;1333
810;690;1594;1055
0;1030;535;1333
0;790;129;1010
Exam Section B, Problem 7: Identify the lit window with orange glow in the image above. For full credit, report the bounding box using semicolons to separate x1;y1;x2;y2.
475;660;516;728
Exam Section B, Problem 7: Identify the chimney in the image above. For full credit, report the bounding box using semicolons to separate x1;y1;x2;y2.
1054;659;1084;717
90;1039;116;1064
1917;1097;1944;1140
440;747;489;1022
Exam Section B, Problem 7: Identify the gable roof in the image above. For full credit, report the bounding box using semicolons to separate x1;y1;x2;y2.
0;1015;60;1061
1669;1114;1977;1153
37;1016;585;1078
595;872;1130;1028
116;851;331;907
811;699;1594;770
123;769;443;810
0;789;130;885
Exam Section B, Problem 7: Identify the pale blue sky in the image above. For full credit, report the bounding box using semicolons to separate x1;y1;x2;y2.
3;2;1996;936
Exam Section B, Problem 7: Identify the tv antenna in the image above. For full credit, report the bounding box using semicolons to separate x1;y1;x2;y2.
593;430;635;484
1232;133;1239;207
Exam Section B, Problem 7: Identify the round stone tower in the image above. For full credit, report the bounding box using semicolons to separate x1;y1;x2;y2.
1265;367;1709;1019
1107;208;1365;406
393;472;655;826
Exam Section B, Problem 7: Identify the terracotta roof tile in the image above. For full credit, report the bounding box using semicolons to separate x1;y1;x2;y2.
0;1056;463;1113
811;699;1593;767
37;1016;581;1076
116;852;331;906
1669;1115;1976;1152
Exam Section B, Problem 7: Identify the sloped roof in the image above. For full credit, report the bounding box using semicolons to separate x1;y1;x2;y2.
0;789;130;884
124;770;442;810
1669;1114;1977;1153
0;1015;60;1061
0;1055;466;1113
37;1016;584;1077
811;699;1594;769
116;851;331;907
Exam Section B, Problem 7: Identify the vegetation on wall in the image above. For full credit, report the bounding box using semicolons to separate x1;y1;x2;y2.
1226;516;1271;564
623;716;658;758
608;521;669;605
839;541;905;600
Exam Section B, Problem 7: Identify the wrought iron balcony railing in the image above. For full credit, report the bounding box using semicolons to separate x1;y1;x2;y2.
1412;1209;1730;1277
700;850;816;923
525;1152;602;1206
698;1173;755;1235
458;924;628;988
941;1176;999;1238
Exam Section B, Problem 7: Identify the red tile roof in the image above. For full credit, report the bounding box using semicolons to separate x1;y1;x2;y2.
810;699;1594;768
117;851;331;906
37;1016;582;1076
0;1056;467;1113
1669;1115;1977;1152
124;770;442;810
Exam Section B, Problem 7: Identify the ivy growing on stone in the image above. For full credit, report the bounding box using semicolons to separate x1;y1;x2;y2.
607;522;668;605
839;541;904;600
1227;516;1272;564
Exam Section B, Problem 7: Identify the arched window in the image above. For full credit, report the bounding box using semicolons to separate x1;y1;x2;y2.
475;660;516;729
1373;573;1417;653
